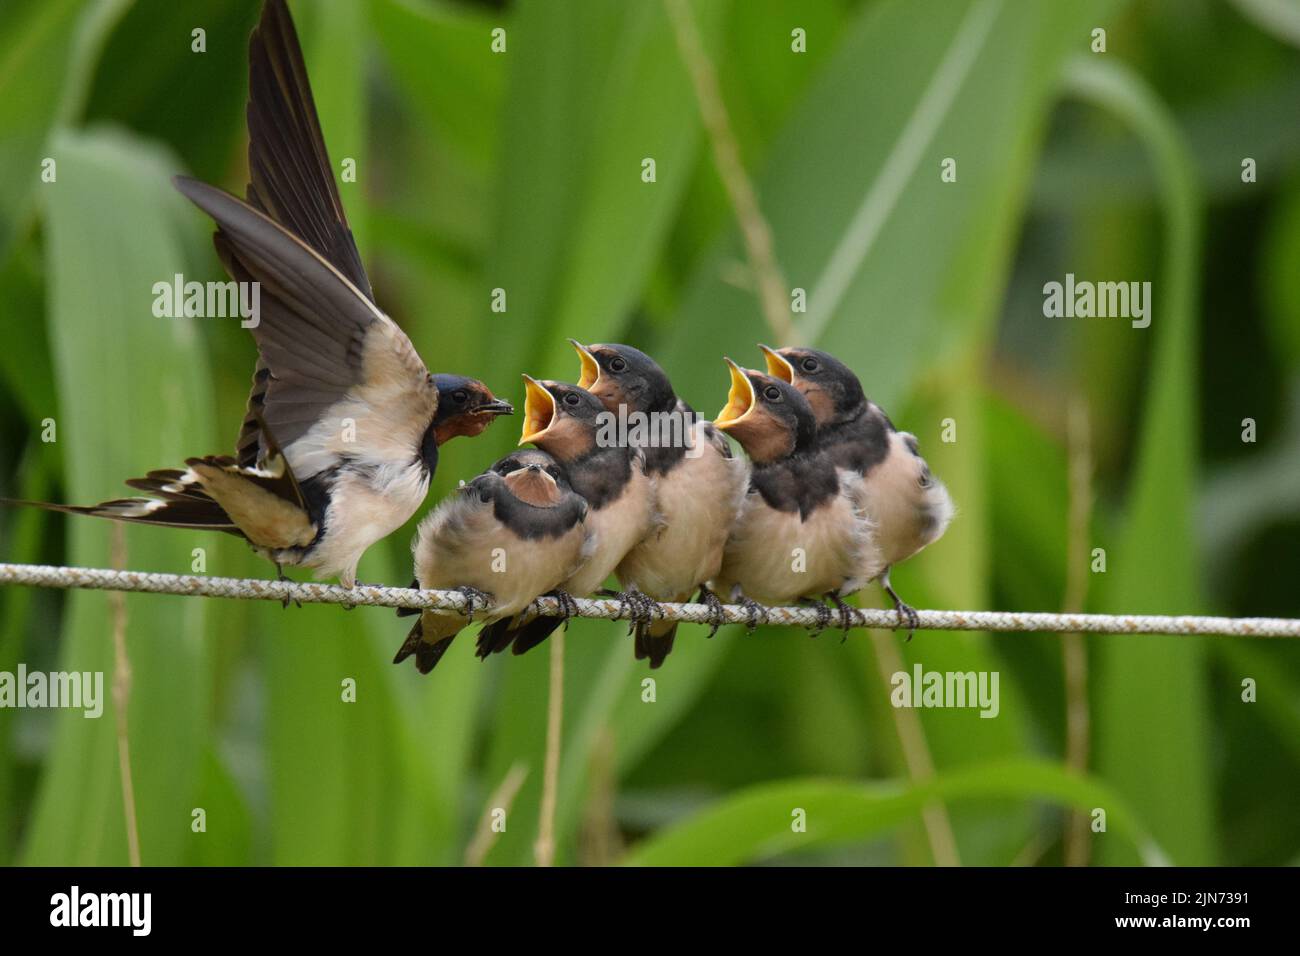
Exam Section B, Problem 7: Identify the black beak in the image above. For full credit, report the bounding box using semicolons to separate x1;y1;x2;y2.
477;398;514;416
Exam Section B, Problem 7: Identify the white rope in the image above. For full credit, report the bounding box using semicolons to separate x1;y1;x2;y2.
1;562;1297;637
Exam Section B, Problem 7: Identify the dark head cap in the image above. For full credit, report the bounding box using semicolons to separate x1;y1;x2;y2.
570;340;676;415
713;358;816;463
430;374;513;444
759;345;865;427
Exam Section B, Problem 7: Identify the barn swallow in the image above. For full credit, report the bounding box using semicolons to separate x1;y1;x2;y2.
2;0;513;588
3;375;511;589
711;360;881;623
476;376;659;658
571;340;747;667
394;450;591;674
759;345;953;632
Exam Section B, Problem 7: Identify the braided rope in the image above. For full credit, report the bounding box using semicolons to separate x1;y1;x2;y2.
1;562;1297;637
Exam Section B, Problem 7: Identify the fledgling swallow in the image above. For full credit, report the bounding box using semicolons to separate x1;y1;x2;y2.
711;360;881;618
394;450;592;674
476;376;660;658
571;340;748;667
3;0;514;587
759;345;953;630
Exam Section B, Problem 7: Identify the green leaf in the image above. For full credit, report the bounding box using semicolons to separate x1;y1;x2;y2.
479;0;725;382
1261;176;1300;372
655;0;1124;864
0;445;53;863
80;0;261;183
185;747;254;866
623;759;1166;866
1064;58;1214;866
21;127;217;865
371;0;506;173
0;0;86;257
474;0;729;866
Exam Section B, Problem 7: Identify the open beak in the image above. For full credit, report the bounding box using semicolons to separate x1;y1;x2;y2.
714;358;756;431
519;375;557;445
569;339;601;391
758;344;795;384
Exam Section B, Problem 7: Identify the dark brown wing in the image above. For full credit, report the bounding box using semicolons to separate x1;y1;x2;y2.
174;177;436;481
244;0;372;301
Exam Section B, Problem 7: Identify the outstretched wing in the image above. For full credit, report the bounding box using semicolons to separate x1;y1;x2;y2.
236;0;382;468
244;0;372;300
174;177;436;482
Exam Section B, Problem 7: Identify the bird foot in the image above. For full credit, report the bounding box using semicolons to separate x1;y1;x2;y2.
825;593;860;643
697;587;727;638
457;585;493;624
804;599;833;638
340;579;379;612
736;595;768;634
550;589;580;629
614;586;660;635
276;567;302;609
883;581;920;640
894;600;920;641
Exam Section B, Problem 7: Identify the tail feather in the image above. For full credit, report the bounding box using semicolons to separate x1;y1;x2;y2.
124;468;217;503
393;616;456;675
184;454;316;549
475;618;517;658
185;453;302;511
634;620;677;669
0;494;241;534
510;617;562;657
0;439;308;542
475;614;563;660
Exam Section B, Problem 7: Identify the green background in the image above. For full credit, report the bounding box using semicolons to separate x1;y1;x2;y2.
1;0;1298;866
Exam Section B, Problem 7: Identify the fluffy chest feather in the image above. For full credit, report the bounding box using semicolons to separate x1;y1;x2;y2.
718;470;879;604
414;492;589;620
617;428;748;598
853;431;953;567
564;465;656;596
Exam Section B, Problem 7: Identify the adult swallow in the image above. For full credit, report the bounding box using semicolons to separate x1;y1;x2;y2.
711;360;881;620
759;345;953;631
2;0;513;587
3;375;511;589
571;340;747;667
476;376;659;658
394;450;591;674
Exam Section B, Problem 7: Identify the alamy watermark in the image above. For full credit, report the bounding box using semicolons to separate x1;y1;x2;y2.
50;886;150;936
595;405;704;457
0;665;103;718
152;274;260;328
1043;273;1151;329
890;664;999;718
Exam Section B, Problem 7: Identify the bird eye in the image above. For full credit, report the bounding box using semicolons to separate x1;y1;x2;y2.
801;357;819;373
562;392;581;407
452;390;469;404
609;357;627;373
763;385;782;402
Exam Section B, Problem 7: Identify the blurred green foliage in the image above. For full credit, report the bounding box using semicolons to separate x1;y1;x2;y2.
0;0;1297;866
